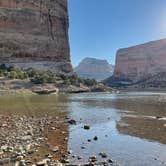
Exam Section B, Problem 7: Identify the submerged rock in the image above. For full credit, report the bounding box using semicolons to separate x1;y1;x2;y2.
99;152;107;158
68;119;77;125
93;136;98;141
89;156;97;162
84;125;90;130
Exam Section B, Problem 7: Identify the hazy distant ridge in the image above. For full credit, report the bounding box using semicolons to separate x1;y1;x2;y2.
75;57;114;81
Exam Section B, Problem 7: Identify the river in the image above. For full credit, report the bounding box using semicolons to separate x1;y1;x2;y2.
0;92;166;166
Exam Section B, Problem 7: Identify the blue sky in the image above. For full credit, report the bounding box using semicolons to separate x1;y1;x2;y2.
69;0;166;66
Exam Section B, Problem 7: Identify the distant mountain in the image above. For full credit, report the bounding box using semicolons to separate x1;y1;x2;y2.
75;58;114;81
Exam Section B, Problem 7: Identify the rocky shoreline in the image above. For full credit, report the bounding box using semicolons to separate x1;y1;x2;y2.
0;114;69;166
0;75;117;166
0;113;118;166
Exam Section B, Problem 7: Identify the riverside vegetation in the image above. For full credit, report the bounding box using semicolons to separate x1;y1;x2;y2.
0;64;96;85
0;64;113;94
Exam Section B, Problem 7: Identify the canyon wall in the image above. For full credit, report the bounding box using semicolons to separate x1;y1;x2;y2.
113;38;166;82
75;58;114;81
0;0;72;73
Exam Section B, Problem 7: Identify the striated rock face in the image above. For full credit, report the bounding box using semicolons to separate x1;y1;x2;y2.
0;0;72;73
114;38;166;82
75;57;114;81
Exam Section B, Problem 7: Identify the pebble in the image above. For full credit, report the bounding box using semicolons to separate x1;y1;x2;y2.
93;136;98;141
84;125;90;130
21;135;32;141
107;159;113;163
89;156;97;162
46;154;53;158
99;152;107;158
16;155;24;161
36;159;50;166
68;119;76;125
14;161;20;166
20;160;26;166
156;116;162;119
36;160;46;166
0;158;10;165
25;144;31;152
52;146;59;153
51;127;56;130
1;145;8;152
67;150;73;154
77;156;82;160
60;158;70;163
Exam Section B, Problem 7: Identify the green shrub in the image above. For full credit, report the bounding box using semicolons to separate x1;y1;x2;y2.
64;79;71;85
31;71;56;84
17;71;28;80
26;68;41;78
8;71;17;79
59;74;69;80
7;70;27;79
0;71;4;77
84;78;97;86
0;65;98;86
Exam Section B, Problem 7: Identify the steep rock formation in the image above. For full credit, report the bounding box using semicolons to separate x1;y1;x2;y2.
0;0;72;73
113;38;166;82
75;57;114;81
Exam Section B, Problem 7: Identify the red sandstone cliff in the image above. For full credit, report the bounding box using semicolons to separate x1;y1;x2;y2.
113;38;166;82
0;0;72;73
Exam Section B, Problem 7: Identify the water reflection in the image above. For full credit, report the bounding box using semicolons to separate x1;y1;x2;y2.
67;92;166;166
109;92;166;144
0;94;69;116
0;92;166;165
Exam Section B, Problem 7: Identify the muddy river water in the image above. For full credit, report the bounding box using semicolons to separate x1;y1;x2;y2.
0;92;166;166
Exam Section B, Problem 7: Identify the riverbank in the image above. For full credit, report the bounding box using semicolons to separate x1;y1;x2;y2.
0;65;116;95
0;114;69;165
1;92;165;165
0;111;117;166
0;93;119;166
0;77;114;95
0;114;98;166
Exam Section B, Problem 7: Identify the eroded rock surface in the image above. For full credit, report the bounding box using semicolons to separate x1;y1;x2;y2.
0;0;72;73
114;38;166;82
